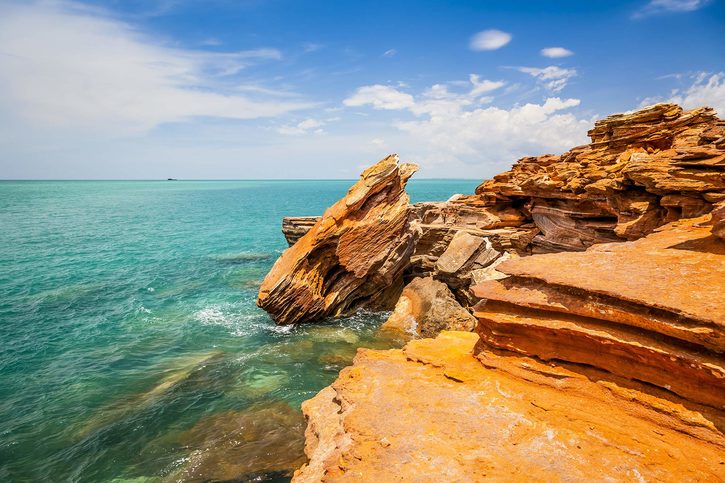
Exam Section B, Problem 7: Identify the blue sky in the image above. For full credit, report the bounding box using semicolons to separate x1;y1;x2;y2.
0;0;723;179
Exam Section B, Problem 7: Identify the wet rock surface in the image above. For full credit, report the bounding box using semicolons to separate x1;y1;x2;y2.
380;276;476;338
166;402;307;482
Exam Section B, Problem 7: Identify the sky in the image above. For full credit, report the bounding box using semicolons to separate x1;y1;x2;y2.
0;0;723;179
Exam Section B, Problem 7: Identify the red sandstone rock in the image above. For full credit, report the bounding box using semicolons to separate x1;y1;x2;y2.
380;277;476;338
293;332;725;482
257;155;418;324
475;103;724;252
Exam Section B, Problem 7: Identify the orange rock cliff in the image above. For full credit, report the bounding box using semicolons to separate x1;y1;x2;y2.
257;104;725;481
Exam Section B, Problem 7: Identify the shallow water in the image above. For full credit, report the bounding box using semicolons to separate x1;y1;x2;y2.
0;179;478;481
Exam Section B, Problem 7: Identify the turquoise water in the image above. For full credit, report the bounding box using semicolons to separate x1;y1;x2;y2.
0;179;478;482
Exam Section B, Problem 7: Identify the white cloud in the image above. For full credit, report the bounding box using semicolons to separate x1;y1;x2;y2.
344;76;505;118
303;42;324;53
541;47;574;58
0;1;312;139
469;29;512;51
643;72;725;116
396;98;588;168
383;49;397;58
343;85;415;110
633;0;711;18
518;66;577;92
277;118;325;135
370;138;386;147
343;76;589;172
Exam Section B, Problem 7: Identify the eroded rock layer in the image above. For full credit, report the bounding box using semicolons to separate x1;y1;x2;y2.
257;155;418;324
294;332;725;482
475;103;725;252
275;104;724;324
472;216;725;410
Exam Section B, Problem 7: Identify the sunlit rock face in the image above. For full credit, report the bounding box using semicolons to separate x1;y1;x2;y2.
474;103;725;252
293;332;725;482
473;215;725;409
292;216;725;481
257;155;419;324
288;104;725;481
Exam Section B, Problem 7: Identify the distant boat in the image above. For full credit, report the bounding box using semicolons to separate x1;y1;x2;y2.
167;178;178;181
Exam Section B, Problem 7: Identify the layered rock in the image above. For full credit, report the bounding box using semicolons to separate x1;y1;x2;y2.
294;332;725;482
285;104;725;481
257;155;418;324
474;103;724;252
282;216;321;246
472;215;724;409
380;277;476;338
270;104;724;326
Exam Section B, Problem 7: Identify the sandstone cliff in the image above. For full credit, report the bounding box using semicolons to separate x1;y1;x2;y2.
268;103;725;481
293;214;725;482
275;104;724;328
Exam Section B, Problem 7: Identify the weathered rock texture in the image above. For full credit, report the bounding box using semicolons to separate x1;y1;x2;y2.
275;104;724;324
287;104;725;481
475;103;725;253
293;332;725;482
473;215;725;410
257;155;418;324
283;216;321;246
380;277;476;338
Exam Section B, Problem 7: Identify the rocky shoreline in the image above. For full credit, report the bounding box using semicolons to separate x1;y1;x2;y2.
257;103;725;481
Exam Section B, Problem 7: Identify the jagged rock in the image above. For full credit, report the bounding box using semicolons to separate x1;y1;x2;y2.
475;103;724;252
257;155;418;324
293;332;725;482
380;277;476;338
282;216;320;246
473;215;725;409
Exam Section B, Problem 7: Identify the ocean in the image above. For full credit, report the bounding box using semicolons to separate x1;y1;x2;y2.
0;179;479;482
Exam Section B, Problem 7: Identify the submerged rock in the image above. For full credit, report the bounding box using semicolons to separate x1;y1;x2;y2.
166;402;306;482
381;277;476;338
257;155;418;324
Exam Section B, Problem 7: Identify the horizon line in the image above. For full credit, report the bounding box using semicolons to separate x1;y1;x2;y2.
0;177;484;182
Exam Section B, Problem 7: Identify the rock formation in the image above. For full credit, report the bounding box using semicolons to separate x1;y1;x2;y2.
472;215;724;409
278;103;725;481
380;277;476;338
475;103;724;252
272;104;724;325
293;332;725;482
282;216;321;246
257;155;418;324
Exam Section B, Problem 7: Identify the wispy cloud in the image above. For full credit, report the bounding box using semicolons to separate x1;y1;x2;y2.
632;0;712;18
342;76;588;170
303;42;324;53
469;29;512;51
383;49;397;58
641;72;725;116
0;1;311;139
517;66;577;92
344;85;415;110
277;118;325;135
541;47;573;58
